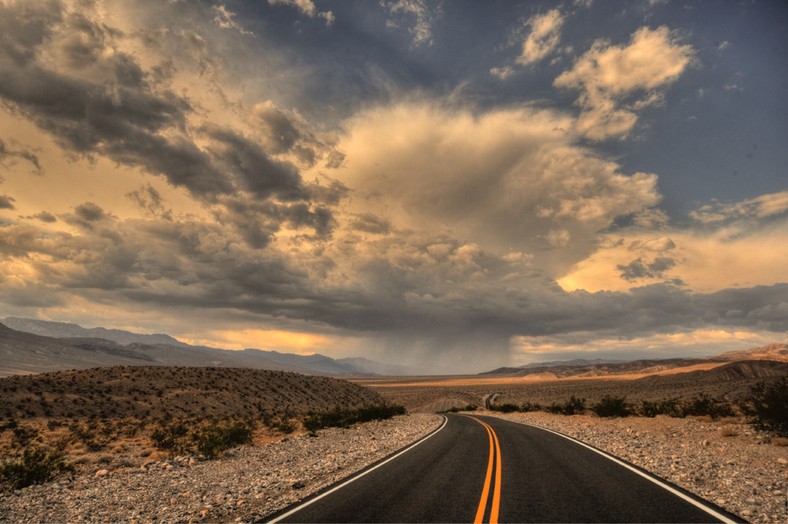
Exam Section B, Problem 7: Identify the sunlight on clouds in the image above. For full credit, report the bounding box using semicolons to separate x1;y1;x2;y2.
555;26;694;140
185;328;357;355
517;9;564;66
335;100;660;276
512;329;779;361
558;200;788;293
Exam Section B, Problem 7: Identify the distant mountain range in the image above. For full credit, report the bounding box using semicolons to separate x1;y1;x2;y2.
480;343;788;379
0;318;417;377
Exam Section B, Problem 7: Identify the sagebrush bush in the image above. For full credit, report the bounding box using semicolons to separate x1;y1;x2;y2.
489;403;519;413
745;377;788;436
0;446;72;490
193;420;254;459
639;398;683;418
302;404;406;433
681;394;735;419
592;395;631;418
546;395;586;415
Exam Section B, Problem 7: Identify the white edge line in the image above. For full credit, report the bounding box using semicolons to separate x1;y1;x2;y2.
500;417;737;524
267;415;449;523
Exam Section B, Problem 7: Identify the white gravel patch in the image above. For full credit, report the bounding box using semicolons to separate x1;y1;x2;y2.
489;411;788;523
0;414;443;523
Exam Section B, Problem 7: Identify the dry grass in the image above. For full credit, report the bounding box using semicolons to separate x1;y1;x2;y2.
0;366;389;479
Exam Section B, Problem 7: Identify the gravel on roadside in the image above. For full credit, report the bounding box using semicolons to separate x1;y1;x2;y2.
0;414;443;523
488;411;788;524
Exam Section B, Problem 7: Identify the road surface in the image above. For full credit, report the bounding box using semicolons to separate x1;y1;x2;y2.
267;414;741;523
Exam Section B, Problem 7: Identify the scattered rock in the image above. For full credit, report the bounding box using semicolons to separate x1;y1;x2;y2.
491;411;788;524
0;414;441;523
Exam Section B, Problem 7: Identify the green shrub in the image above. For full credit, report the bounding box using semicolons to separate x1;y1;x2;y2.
519;401;543;412
193;420;254;459
745;377;788;436
150;422;189;454
11;426;38;447
639;398;683;418
592;395;631;418
681;394;735;419
547;395;586;415
0;446;72;490
439;405;477;413
489;403;519;413
302;404;406;433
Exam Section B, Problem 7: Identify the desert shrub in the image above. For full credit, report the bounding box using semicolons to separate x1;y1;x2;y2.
489;403;519;413
276;420;296;434
519;401;543;412
0;446;72;490
439;405;477;413
745;377;788;436
681;394;735;419
639;398;683;418
546;395;586;415
68;422;104;452
193;420;254;459
150;422;189;453
11;426;39;447
592;395;631;418
302;404;406;433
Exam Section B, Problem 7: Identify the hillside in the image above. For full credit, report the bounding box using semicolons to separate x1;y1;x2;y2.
2;317;190;347
480;343;788;379
713;343;788;362
480;357;713;378
0;366;386;421
0;321;417;377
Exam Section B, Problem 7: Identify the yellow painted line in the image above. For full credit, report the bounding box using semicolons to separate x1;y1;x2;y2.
467;416;503;524
474;422;494;524
490;422;502;524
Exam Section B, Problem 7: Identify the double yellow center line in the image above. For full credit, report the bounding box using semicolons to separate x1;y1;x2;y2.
469;417;502;524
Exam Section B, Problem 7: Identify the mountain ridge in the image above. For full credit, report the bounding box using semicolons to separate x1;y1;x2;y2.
479;343;787;379
0;318;416;377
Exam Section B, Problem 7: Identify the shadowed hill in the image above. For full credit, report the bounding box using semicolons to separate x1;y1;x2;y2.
0;321;418;377
0;366;386;421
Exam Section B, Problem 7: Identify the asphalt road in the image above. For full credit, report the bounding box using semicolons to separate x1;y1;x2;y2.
267;414;741;523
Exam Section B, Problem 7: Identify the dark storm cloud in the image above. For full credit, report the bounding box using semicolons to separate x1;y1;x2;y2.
617;256;676;281
351;213;391;234
0;139;43;175
0;1;336;245
73;202;106;222
205;127;306;201
126;185;172;220
0;195;15;210
30;211;58;223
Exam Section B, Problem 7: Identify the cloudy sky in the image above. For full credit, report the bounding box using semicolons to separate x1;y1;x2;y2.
0;0;786;373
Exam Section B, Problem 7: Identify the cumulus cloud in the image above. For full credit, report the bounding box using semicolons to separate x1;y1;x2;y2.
0;0;339;248
554;26;695;140
690;191;788;224
383;0;439;47
268;0;335;26
490;66;514;80
0;139;43;175
0;194;16;210
560;191;788;294
517;9;564;66
336;101;661;276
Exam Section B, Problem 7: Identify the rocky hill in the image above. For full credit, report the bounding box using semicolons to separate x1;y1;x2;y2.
0;321;416;377
713;343;788;362
480;343;788;379
0;366;386;421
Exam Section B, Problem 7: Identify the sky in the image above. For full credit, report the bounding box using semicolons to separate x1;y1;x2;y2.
0;0;786;373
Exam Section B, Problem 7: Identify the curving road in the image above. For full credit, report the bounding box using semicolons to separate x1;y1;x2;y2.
266;414;742;523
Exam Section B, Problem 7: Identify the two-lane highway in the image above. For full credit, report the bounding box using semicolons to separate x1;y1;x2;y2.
267;414;741;523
